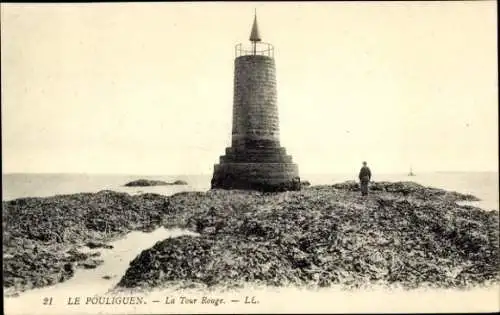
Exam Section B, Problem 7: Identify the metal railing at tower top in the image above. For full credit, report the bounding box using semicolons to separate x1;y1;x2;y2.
235;42;274;58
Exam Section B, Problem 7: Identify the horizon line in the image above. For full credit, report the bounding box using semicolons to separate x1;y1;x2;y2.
2;170;498;176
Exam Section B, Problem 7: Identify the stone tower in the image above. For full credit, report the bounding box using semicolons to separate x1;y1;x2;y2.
211;13;300;191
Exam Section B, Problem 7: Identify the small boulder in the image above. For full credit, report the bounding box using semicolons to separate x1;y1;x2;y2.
124;179;169;187
172;180;188;185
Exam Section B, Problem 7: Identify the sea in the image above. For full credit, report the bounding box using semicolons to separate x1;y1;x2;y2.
2;172;499;211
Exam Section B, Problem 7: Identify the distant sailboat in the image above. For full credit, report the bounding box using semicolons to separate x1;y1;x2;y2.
408;167;416;176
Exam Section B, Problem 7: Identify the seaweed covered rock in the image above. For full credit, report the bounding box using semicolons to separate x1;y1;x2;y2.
332;181;481;202
331;180;360;191
2;245;104;294
3;247;74;292
3;181;497;295
2;190;170;294
124;179;188;187
125;179;170;187
118;235;301;289
117;183;499;290
172;180;188;185
301;180;311;187
4;190;170;245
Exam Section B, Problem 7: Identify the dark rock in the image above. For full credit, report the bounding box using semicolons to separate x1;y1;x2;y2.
85;241;113;249
124;179;189;187
124;179;170;187
172;180;188;185
66;248;91;261
63;263;75;273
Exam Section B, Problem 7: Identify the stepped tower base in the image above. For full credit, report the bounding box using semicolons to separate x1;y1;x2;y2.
211;146;300;191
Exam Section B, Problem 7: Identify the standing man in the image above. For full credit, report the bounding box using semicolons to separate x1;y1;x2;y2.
358;161;372;196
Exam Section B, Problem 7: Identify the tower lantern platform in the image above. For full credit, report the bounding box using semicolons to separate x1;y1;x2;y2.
211;13;300;192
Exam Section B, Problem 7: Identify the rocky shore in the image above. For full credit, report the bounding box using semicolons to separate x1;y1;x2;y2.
2;191;170;296
3;181;499;296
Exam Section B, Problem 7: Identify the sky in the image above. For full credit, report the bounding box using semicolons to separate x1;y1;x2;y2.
1;2;498;175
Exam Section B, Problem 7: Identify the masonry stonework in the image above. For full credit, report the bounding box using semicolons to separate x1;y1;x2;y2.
231;55;280;149
211;16;300;191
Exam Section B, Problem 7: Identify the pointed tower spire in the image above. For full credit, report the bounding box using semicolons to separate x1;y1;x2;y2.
249;9;262;42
